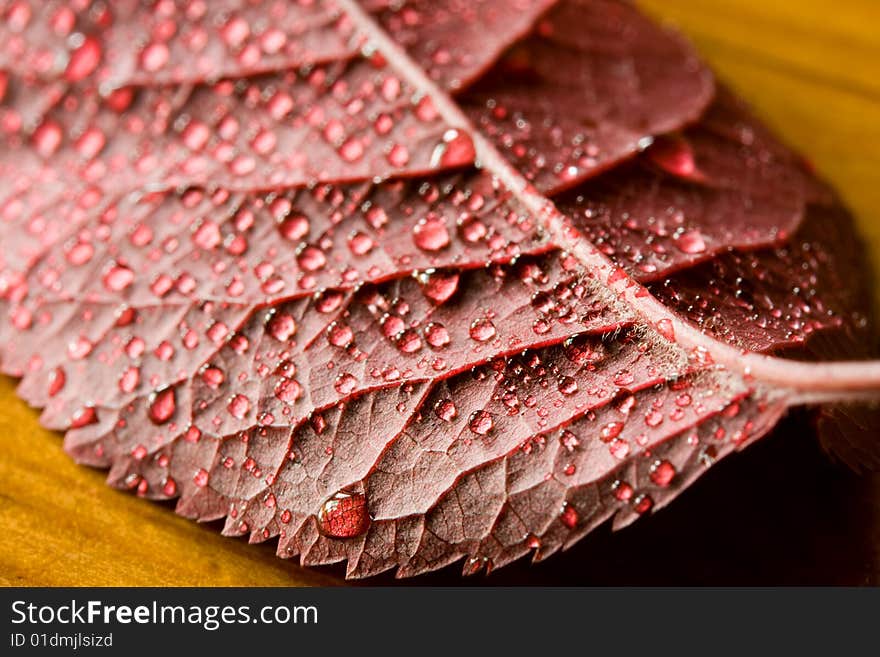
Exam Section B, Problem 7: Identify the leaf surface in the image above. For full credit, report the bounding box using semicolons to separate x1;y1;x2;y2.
0;0;877;578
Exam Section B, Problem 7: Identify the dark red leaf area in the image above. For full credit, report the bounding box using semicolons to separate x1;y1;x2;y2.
650;202;873;354
459;0;715;195
557;90;831;281
0;0;876;579
372;0;558;91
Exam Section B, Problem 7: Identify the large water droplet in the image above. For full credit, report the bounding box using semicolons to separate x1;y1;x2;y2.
318;491;370;538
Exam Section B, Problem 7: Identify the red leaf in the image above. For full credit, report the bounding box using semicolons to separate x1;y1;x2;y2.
1;0;878;579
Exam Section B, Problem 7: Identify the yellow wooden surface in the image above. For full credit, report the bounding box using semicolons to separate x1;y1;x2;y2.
1;1;879;586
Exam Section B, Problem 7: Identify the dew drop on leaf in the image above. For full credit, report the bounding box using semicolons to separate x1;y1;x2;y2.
560;503;579;529
469;318;496;342
434;399;458;422
318;491;370;538
425;322;451;348
228;394;251;419
468;409;494;435
420;271;460;304
649;459;676;487
148;388;176;425
412;215;451;252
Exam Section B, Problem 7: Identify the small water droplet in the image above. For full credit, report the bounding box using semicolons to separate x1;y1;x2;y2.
649;459;675;487
334;372;357;395
412;215;451;252
676;230;706;255
228;394;251;419
103;264;134;292
434;399;458;422
558;376;578;396
420;271;459;304
267;312;296;341
148;388;176;425
633;494;654;514
193;468;210;488
469;318;496;342
468;410;494;435
425;322;450;348
560;503;579;529
65;36;102;82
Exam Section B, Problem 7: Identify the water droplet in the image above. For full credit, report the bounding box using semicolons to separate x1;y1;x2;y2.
649;459;675;487
558;376;578;396
65;36;102;82
279;213;310;242
339;138;364;162
469;318;496;342
656;318;675;341
318;491;370;538
327;321;354;347
33;120;63;157
432;129;476;167
297;245;326;271
633;494;654;514
162;478;178;497
274;378;302;403
193;468;210;488
119;366;140;393
202;366;225;389
647;135;698;178
420;271;459;304
434;399;457;421
676;230;706;254
412;215;451;252
48;367;66;397
103;264;134;292
600;421;624;442
140;42;169;72
387;144;410;167
70;406;98;429
609;438;630;459
193;221;221;250
267;312;296;341
221;15;250;47
348;231;374;255
644;410;663;427
228;394;251;419
66;241;97;269
334;373;357;395
612;480;634;501
613;370;634;386
425;322;450;348
560;503;578;529
182;121;210;151
396;328;422;353
148;388;176;425
468;410;494;435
